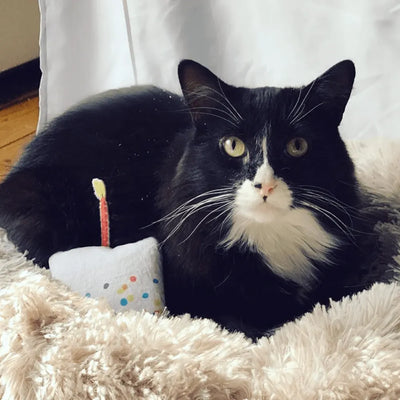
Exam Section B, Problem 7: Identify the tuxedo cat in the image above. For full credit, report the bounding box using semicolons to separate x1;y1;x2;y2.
0;60;372;338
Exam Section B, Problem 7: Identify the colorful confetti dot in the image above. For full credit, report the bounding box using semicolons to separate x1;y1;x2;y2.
154;298;161;307
120;298;128;306
103;283;109;289
122;284;128;290
117;288;124;294
85;293;91;298
142;292;149;299
153;278;159;284
130;276;137;282
127;295;134;302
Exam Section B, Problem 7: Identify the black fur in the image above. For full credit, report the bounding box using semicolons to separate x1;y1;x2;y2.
0;60;375;338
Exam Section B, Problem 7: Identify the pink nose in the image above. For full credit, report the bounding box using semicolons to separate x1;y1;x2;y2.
254;181;277;199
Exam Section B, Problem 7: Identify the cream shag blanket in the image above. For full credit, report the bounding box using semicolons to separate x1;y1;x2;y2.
1;141;400;400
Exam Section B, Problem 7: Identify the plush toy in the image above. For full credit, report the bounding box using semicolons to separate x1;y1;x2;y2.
49;178;165;314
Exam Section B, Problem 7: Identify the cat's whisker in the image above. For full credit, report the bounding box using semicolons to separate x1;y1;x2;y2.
143;188;233;227
214;270;233;290
302;205;355;244
207;205;232;226
178;202;232;245
186;106;241;123
210;208;233;239
189;83;244;122
287;87;303;119
298;198;352;231
300;193;360;231
185;88;240;121
298;193;375;236
290;79;318;123
290;102;325;125
291;104;305;124
215;206;237;240
295;186;361;210
221;209;233;228
295;191;355;222
161;192;233;222
163;195;233;226
158;194;234;246
295;186;369;218
217;80;244;121
155;202;223;241
159;205;204;246
188;84;243;122
298;200;356;244
159;203;228;247
182;110;239;127
185;87;241;123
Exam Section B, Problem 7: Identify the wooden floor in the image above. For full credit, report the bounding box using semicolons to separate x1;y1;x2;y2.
0;96;38;181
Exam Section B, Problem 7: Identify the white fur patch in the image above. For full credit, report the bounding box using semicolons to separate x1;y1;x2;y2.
253;164;274;187
221;166;338;288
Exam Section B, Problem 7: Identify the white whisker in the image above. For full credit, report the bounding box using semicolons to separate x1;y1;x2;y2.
290;102;325;125
295;186;364;214
185;86;241;123
214;208;234;239
290;79;318;123
144;187;233;227
186;111;239;127
287;87;303;119
217;79;244;121
163;195;233;226
296;190;374;236
207;205;232;226
187;106;240;122
298;200;356;244
178;202;232;245
155;189;235;246
296;190;353;218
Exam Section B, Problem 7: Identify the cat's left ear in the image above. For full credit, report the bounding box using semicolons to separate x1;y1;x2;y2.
178;60;232;123
311;60;355;126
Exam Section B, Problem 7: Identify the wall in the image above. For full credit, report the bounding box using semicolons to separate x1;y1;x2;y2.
0;0;40;72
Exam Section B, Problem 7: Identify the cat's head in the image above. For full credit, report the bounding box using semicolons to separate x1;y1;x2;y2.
175;60;357;286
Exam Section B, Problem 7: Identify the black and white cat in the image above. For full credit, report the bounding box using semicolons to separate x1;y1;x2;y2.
0;60;373;337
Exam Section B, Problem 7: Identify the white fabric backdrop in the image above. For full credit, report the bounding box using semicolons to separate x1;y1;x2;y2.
38;0;400;140
38;0;135;128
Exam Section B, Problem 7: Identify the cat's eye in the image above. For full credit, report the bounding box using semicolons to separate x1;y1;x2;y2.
286;137;308;158
220;136;247;158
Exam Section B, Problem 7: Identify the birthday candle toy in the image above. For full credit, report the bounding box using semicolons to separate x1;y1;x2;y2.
92;178;110;247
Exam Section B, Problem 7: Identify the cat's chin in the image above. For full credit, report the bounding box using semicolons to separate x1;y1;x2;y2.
238;203;290;224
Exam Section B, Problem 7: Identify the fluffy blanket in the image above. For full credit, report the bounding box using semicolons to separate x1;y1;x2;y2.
1;140;400;399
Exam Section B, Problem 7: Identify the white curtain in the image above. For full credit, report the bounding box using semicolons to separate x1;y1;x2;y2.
38;0;135;128
38;0;400;140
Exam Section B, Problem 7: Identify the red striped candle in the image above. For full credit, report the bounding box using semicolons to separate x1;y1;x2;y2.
92;178;110;247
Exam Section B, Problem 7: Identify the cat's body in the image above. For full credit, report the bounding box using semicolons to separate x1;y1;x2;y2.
0;60;374;337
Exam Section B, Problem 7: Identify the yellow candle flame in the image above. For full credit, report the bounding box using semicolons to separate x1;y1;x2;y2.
92;178;106;200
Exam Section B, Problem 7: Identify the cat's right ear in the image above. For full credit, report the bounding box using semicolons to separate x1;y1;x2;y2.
178;60;229;122
311;60;356;126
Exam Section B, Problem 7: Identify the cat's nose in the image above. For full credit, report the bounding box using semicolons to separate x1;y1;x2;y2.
254;181;277;201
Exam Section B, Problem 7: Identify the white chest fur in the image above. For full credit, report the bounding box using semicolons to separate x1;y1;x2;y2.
222;207;337;288
220;169;338;288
